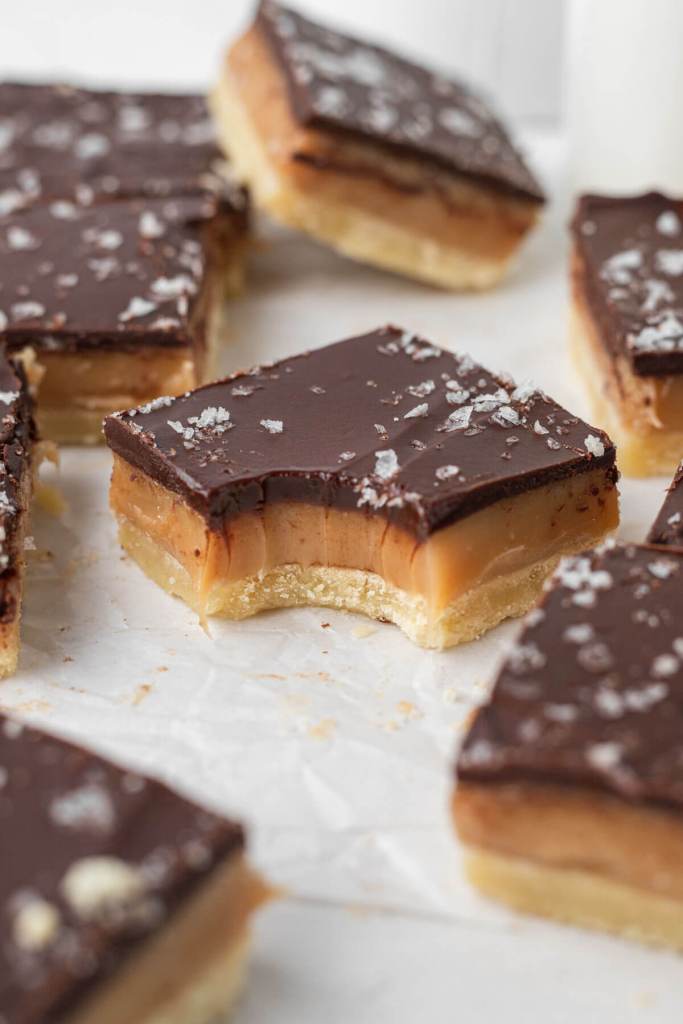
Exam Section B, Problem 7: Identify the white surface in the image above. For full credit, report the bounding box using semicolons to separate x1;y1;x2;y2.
566;0;683;193
2;0;563;121
3;131;680;1021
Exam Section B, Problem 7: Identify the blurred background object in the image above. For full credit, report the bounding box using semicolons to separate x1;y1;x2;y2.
566;0;683;194
2;0;563;123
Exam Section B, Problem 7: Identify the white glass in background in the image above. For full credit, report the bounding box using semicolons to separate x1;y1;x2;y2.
566;0;683;195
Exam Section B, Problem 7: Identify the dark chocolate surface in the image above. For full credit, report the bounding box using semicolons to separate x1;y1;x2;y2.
572;192;683;377
0;194;235;354
458;542;683;808
0;82;246;212
256;2;544;203
0;714;244;1024
0;353;35;625
105;326;617;537
648;463;683;548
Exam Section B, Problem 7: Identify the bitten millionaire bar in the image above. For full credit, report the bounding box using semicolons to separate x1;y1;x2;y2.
648;462;683;548
454;541;683;951
212;0;543;290
0;192;245;444
0;83;245;208
104;326;618;648
571;192;683;476
0;352;37;678
0;714;270;1024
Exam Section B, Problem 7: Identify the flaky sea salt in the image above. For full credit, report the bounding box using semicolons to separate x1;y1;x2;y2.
374;449;399;479
584;434;605;457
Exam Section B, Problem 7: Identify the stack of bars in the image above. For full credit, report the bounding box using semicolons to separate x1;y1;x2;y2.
0;83;250;444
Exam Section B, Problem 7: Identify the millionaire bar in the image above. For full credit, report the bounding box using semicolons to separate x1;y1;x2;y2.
0;192;246;444
454;541;683;950
571;192;683;476
0;82;245;209
212;0;544;290
648;462;683;548
104;326;618;648
0;713;270;1024
0;351;37;678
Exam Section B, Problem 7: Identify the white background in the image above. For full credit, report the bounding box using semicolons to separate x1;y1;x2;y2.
3;0;564;121
2;4;682;1023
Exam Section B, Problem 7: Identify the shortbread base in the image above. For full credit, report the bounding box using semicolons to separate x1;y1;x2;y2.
569;288;683;477
118;515;607;648
212;35;540;291
461;846;683;952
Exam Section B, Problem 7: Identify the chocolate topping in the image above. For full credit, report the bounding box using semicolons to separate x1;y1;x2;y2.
255;1;544;203
458;542;683;809
0;82;246;212
0;194;238;354
572;192;683;377
0;714;244;1023
0;353;35;624
648;462;683;548
104;326;617;538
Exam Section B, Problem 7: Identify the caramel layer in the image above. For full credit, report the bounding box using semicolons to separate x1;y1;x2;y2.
110;454;618;645
214;28;539;289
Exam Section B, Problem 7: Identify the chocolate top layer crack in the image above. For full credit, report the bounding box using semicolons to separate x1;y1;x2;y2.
458;542;683;809
0;353;35;625
0;82;246;212
104;326;617;538
0;194;236;354
0;713;245;1024
648;462;683;548
572;192;683;377
255;1;544;204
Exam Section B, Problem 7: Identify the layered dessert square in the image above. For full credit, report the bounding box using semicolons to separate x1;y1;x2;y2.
648;462;683;548
0;713;270;1023
212;0;544;290
0;193;246;443
104;326;618;648
454;541;683;950
0;351;37;678
571;191;683;476
0;82;244;207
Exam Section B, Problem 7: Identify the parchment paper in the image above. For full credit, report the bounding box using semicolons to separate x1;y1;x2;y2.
3;131;680;1023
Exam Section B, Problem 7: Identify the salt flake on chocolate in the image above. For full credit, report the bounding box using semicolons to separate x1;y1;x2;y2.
374;449;399;479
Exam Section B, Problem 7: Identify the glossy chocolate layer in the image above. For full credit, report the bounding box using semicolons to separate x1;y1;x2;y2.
255;1;544;203
0;714;244;1024
572;192;683;377
458;542;683;808
0;82;246;211
0;193;240;354
648;463;683;548
0;354;35;624
105;326;617;538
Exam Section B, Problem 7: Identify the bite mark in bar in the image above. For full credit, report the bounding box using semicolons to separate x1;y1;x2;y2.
104;326;618;648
